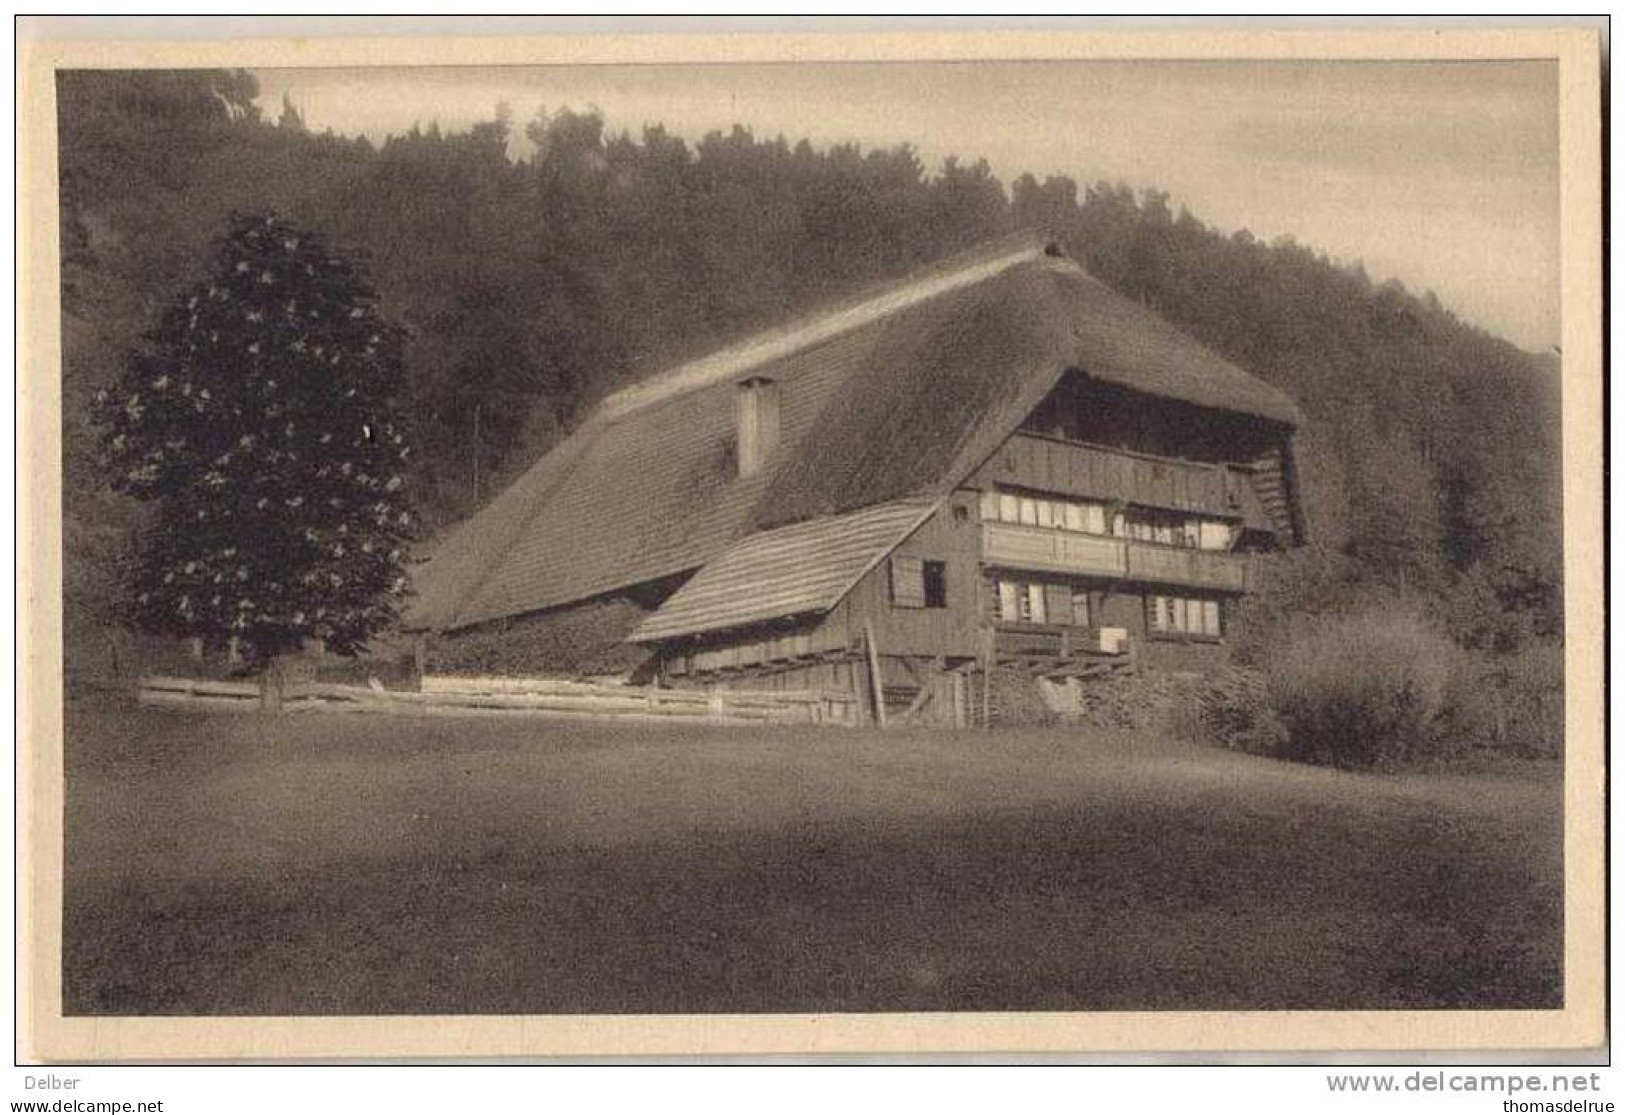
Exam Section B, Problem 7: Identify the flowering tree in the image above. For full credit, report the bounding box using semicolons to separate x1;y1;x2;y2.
97;212;416;667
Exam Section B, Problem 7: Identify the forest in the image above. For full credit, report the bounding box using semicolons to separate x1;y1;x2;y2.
56;69;1563;737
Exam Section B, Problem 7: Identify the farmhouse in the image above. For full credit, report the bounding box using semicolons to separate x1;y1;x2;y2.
406;232;1306;726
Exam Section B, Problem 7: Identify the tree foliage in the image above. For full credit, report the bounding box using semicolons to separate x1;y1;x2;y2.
96;212;415;662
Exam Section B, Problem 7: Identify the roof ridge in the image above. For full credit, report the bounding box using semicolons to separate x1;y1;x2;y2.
596;229;1060;422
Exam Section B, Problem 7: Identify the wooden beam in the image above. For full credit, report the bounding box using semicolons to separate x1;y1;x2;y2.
897;684;933;724
981;626;994;730
863;621;887;729
897;655;927;687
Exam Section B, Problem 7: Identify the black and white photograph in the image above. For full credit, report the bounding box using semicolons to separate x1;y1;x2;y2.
17;19;1605;1072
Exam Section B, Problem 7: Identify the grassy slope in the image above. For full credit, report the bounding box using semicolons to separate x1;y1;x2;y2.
63;699;1562;1015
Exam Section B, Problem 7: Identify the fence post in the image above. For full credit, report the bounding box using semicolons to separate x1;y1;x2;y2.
412;634;428;691
259;660;285;713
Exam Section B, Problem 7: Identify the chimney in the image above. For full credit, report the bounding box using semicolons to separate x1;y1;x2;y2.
735;376;781;478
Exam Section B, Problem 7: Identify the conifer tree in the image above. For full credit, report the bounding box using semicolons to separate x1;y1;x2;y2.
97;212;415;665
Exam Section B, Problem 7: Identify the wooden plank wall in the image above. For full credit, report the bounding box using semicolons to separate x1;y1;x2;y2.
813;491;986;661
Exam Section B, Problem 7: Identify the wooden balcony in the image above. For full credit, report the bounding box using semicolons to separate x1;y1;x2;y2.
983;432;1241;516
981;522;1252;592
982;522;1126;577
1125;541;1251;592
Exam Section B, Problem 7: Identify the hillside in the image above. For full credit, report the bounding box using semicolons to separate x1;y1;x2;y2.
56;69;1562;676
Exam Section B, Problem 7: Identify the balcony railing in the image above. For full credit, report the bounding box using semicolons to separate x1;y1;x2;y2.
981;521;1126;577
981;521;1252;592
1125;541;1250;592
986;433;1241;516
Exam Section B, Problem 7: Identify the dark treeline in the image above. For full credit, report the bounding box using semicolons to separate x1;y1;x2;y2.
58;69;1561;669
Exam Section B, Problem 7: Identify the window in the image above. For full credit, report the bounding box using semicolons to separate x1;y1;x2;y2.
1147;594;1222;638
997;579;1021;622
1026;582;1048;624
1070;589;1091;627
1120;508;1234;551
890;556;925;608
992;577;1091;626
983;488;1110;535
892;556;947;609
922;560;948;608
981;487;1231;549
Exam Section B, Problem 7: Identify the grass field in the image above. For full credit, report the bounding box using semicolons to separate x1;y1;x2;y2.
61;698;1563;1015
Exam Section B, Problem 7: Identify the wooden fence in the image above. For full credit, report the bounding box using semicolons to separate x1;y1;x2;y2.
135;674;862;727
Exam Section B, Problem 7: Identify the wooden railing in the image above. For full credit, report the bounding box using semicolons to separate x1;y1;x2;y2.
982;522;1126;577
1125;542;1251;592
986;433;1241;515
982;522;1252;592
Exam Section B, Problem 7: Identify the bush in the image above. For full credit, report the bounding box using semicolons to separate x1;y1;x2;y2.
1439;642;1564;760
1493;643;1565;758
1180;666;1286;754
1265;605;1457;769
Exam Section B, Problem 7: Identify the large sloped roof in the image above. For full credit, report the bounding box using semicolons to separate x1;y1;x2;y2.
407;231;1300;632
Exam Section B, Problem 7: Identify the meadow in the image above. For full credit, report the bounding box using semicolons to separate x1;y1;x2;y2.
62;699;1562;1015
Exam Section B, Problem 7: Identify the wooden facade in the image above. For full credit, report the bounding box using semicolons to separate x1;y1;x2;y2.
643;375;1291;725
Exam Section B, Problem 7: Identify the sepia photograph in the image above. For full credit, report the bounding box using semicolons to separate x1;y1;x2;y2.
16;19;1605;1067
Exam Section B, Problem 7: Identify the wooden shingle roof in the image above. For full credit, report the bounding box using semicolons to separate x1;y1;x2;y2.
629;499;937;644
407;232;1301;632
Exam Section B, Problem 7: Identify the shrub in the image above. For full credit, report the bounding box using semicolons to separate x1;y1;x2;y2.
1265;605;1458;769
1440;642;1564;760
1182;666;1286;754
1064;667;1203;732
1494;643;1565;758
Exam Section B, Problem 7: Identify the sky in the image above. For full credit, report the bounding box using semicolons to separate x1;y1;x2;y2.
253;59;1560;351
